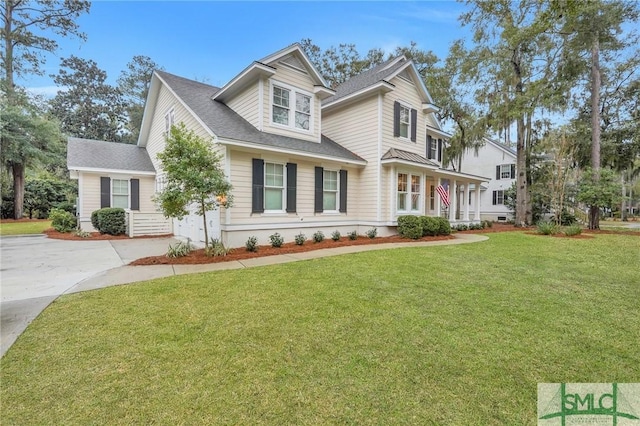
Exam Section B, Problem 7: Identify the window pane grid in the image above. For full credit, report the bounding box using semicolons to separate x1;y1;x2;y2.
500;164;511;179
265;163;284;210
323;170;338;210
399;105;410;138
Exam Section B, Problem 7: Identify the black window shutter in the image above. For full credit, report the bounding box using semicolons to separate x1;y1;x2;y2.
510;164;516;179
100;177;110;208
314;167;323;213
438;139;443;162
393;101;400;137
252;159;264;213
427;135;433;159
130;179;140;210
492;191;497;205
496;165;501;180
286;163;297;213
339;170;347;213
410;109;417;142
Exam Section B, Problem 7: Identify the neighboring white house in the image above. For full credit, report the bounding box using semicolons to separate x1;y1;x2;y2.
460;138;517;221
68;43;491;247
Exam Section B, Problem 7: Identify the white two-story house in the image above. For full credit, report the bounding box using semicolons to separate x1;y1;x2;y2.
68;43;490;247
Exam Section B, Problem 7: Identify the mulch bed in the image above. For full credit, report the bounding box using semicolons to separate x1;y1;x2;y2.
44;228;173;241
131;234;455;266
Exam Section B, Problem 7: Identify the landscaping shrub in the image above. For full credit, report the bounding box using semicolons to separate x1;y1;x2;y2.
245;236;258;252
53;201;76;216
74;229;91;238
269;232;284;248
537;221;559;235
49;208;76;233
556;210;577;226
95;208;126;235
421;216;440;236
91;210;100;230
312;230;324;243
167;240;192;258
205;238;230;257
564;224;582;236
295;233;306;245
366;227;377;239
397;215;422;239
348;230;358;240
331;230;341;241
435;217;451;235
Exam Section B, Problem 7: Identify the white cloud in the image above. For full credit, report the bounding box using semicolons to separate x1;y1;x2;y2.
25;85;62;98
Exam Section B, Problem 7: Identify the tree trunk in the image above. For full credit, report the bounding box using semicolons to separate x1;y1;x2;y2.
588;37;601;229
201;199;209;249
3;0;16;103
12;162;25;219
621;173;626;221
515;117;528;227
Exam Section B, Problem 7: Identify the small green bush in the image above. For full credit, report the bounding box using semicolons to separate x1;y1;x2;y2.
94;208;126;235
456;224;469;231
348;230;358;240
269;232;284;248
295;233;306;245
74;229;91;238
421;216;439;236
331;230;341;241
485;220;493;228
366;227;377;239
564;224;582;236
90;210;100;230
537;221;559;235
205;238;230;257
167;240;192;258
435;217;451;235
245;236;258;252
312;230;324;243
49;208;76;233
53;201;76;215
397;215;422;239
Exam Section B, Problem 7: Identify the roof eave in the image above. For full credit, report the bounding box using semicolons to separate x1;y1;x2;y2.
322;81;395;113
212;62;276;102
137;72;162;147
68;166;156;176
259;43;330;87
314;85;335;100
216;137;367;166
381;158;439;170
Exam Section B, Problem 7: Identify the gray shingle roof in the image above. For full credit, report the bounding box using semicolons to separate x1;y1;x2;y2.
156;71;365;163
67;137;156;172
381;148;439;167
323;57;408;105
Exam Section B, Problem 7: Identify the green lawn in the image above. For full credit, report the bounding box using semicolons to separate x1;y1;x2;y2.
1;233;639;424
0;220;51;236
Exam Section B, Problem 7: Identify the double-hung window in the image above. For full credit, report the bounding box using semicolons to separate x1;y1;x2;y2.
496;164;515;180
399;105;410;138
112;179;129;209
493;190;505;205
272;83;312;131
264;162;285;211
397;172;421;213
323;170;338;211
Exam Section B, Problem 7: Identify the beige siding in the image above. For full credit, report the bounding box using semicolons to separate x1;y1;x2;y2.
226;83;259;128
138;176;157;212
80;174;101;218
261;63;321;143
322;95;380;221
222;148;362;247
144;84;213;174
382;76;428;159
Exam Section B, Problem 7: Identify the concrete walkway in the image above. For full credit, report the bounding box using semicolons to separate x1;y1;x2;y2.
1;233;487;357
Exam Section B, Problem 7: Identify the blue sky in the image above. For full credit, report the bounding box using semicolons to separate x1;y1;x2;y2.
21;1;471;95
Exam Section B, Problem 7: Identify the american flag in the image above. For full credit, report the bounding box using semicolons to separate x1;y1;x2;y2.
436;184;450;207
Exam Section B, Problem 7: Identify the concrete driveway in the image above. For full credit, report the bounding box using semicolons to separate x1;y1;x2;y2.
0;235;176;357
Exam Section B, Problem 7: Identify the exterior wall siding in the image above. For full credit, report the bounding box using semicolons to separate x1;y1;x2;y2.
226;83;260;128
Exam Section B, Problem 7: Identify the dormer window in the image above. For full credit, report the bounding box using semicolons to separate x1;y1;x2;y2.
271;82;312;132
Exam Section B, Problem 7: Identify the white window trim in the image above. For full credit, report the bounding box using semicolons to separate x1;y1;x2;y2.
495;190;505;205
164;107;175;134
111;178;130;210
399;104;411;140
269;80;313;135
264;161;286;213
396;171;422;214
322;169;339;213
500;164;512;180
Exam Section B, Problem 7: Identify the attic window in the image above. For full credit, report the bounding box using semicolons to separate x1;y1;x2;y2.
399;105;410;138
271;82;312;132
164;107;175;133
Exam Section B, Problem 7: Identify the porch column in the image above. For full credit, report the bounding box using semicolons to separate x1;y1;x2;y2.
436;177;442;217
474;184;481;221
463;183;470;221
449;180;457;222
